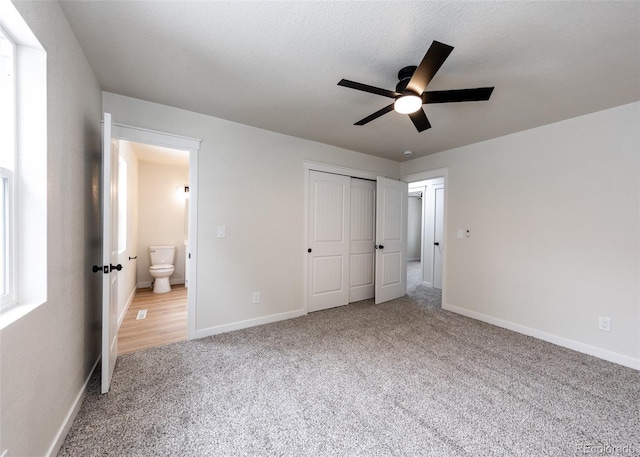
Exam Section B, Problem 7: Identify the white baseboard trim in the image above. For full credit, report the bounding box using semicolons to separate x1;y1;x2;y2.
195;309;307;339
117;287;137;330
443;303;640;370
46;356;100;457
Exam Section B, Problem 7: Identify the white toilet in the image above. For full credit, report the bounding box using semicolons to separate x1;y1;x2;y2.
148;245;176;293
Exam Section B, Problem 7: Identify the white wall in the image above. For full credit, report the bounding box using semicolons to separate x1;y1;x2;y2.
103;92;400;337
137;161;189;287
407;196;422;261
401;102;640;368
0;2;103;455
117;140;139;323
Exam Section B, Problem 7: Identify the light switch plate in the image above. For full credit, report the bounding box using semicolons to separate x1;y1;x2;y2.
457;229;464;239
217;226;226;238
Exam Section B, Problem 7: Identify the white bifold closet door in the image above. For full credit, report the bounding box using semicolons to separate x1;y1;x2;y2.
308;171;351;312
375;177;408;304
308;171;407;311
349;178;376;302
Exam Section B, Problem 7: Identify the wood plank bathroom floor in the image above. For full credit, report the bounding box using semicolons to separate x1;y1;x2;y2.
118;285;188;355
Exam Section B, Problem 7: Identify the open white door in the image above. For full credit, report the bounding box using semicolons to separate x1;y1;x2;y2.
375;177;408;304
433;184;445;290
308;171;350;312
101;113;119;393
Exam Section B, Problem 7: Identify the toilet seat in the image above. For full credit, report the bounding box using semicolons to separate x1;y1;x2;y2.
150;264;174;272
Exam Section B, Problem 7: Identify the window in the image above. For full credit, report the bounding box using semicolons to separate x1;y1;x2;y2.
0;28;16;308
0;2;47;327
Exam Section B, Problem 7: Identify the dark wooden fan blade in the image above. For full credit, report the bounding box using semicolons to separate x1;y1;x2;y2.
408;109;431;132
354;104;395;126
338;79;400;98
406;41;454;95
422;87;494;104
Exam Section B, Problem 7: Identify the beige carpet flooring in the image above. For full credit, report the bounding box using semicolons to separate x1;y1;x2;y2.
58;287;638;456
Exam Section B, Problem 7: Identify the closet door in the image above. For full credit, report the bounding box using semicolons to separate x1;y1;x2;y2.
375;177;408;304
349;178;376;302
308;171;350;312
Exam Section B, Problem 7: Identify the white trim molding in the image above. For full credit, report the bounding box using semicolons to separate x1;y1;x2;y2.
110;122;201;341
46;357;100;457
303;160;386;181
444;303;640;370
117;286;137;330
402;167;449;313
195;309;306;339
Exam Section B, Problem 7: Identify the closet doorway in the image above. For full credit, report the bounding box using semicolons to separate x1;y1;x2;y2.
305;164;408;312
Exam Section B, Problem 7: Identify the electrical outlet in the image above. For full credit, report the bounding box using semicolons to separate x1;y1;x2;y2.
598;316;611;332
252;292;260;304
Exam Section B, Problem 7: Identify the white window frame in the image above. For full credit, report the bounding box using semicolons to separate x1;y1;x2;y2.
0;4;47;328
0;167;15;307
0;24;16;310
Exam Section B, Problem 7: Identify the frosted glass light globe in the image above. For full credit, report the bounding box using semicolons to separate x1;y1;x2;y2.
394;95;422;114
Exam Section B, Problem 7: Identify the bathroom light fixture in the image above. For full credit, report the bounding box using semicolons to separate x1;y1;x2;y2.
393;94;422;114
403;150;413;156
176;185;190;199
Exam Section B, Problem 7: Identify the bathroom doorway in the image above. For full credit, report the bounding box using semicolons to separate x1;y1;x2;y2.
111;124;200;353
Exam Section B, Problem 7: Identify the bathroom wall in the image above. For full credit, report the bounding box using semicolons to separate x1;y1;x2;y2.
407;196;422;261
137;161;189;287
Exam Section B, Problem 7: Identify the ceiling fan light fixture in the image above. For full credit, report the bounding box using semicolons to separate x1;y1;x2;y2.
394;94;422;114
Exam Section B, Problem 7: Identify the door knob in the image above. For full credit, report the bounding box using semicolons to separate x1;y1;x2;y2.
375;245;384;250
109;263;123;272
92;265;104;273
434;242;440;246
308;248;312;253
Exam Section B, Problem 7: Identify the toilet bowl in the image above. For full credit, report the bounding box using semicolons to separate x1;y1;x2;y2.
149;245;176;293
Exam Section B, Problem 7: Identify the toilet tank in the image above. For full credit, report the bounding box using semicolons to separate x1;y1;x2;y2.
149;245;175;266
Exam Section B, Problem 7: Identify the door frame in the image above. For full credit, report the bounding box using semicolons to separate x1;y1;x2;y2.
402;168;449;306
303;161;385;313
114;123;201;340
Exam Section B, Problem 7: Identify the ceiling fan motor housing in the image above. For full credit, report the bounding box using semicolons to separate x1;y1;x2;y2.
396;66;417;93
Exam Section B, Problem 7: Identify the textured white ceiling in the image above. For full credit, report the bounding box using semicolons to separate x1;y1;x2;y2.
58;1;640;162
